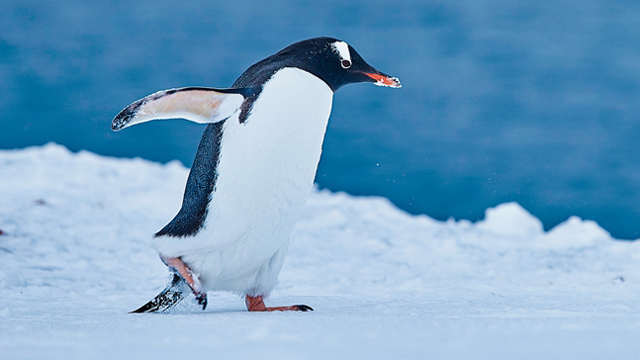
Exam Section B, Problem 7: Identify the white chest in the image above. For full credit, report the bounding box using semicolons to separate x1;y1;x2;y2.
204;67;334;246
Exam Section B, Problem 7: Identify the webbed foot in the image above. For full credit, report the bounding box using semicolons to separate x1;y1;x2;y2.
245;295;313;312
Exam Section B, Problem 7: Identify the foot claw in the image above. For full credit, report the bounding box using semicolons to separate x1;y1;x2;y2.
196;292;208;311
295;304;313;312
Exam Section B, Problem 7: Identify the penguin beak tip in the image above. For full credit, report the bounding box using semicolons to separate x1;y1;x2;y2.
364;72;402;88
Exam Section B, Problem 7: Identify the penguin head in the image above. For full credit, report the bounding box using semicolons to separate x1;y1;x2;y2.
281;37;401;91
249;37;401;92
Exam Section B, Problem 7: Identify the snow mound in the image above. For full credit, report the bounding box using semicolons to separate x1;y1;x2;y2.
1;143;638;297
1;144;639;359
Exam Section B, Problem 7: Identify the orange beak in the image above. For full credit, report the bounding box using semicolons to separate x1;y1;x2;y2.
364;72;402;88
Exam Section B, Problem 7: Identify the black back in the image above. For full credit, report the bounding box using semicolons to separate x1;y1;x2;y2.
155;122;224;237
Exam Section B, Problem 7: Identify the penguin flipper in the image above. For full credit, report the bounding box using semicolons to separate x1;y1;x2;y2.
130;273;187;313
112;87;253;131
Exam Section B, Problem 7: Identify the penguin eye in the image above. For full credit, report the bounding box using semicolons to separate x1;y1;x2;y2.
341;59;352;69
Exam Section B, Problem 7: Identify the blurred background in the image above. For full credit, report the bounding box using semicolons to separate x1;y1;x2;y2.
1;0;640;239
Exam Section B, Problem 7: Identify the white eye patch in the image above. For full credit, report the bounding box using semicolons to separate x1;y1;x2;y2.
331;41;352;68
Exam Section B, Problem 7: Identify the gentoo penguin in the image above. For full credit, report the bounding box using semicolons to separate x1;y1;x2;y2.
112;37;401;313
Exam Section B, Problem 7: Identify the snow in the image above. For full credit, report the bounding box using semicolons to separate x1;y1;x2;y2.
1;143;639;359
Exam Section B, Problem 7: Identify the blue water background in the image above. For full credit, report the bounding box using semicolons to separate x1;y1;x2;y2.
2;0;640;238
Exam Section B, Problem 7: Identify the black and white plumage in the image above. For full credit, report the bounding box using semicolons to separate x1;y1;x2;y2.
113;37;401;313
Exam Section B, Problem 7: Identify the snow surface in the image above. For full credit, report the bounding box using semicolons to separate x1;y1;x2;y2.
1;143;640;359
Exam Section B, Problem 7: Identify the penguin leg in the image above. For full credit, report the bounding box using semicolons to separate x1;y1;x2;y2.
245;295;313;312
160;255;208;310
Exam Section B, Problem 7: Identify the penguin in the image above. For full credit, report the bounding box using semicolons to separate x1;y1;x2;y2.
112;37;401;313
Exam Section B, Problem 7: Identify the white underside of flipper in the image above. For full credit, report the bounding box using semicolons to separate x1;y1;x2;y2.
112;88;245;131
153;68;334;297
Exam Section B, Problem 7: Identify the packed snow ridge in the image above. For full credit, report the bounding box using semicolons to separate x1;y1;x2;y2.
1;143;637;299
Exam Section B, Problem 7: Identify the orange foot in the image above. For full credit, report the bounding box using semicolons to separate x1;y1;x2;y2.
245;295;313;312
160;255;207;310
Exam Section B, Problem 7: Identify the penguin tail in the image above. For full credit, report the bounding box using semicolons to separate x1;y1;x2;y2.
130;273;187;313
129;273;198;314
130;257;209;313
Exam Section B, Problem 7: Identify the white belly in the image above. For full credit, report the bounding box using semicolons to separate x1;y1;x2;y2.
153;68;333;296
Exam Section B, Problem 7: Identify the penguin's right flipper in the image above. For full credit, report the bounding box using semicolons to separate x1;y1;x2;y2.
112;87;254;131
130;273;187;313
